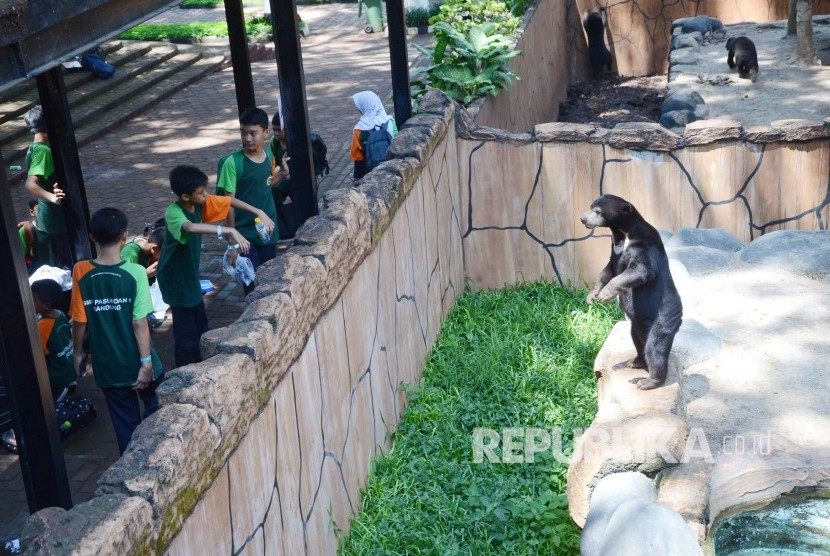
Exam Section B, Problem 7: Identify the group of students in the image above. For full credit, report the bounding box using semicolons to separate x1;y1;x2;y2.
14;90;396;456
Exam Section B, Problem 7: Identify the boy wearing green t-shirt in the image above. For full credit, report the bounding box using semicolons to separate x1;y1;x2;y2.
19;199;52;274
23;105;72;269
217;107;281;295
31;279;77;401
157;165;274;367
70;208;164;455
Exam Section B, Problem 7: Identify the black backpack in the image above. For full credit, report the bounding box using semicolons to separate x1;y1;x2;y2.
310;133;329;178
364;125;392;171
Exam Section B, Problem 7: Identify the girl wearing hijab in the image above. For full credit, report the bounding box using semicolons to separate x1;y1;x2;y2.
351;91;398;181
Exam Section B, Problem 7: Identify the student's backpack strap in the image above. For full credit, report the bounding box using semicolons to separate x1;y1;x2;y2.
217;149;246;180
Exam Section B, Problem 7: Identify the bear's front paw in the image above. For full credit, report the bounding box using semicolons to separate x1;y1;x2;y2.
595;286;618;303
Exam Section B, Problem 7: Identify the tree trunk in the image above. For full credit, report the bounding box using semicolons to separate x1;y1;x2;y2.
795;0;817;64
787;0;797;35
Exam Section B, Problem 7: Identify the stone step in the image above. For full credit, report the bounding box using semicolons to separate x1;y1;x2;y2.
0;43;174;141
1;44;225;178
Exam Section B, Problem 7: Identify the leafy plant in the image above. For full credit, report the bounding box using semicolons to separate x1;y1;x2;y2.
405;7;437;28
429;0;520;35
339;282;623;554
412;21;520;105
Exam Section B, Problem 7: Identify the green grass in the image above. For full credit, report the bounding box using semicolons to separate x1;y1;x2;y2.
117;17;273;42
179;0;259;8
339;282;623;555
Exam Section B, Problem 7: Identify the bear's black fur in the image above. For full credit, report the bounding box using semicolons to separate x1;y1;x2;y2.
581;195;683;390
583;9;612;78
726;36;758;83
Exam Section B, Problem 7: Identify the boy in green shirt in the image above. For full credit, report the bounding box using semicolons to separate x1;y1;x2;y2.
19;199;52;274
70;208;164;455
31;279;77;401
121;219;167;328
157;165;274;367
23;105;72;269
217;107;281;295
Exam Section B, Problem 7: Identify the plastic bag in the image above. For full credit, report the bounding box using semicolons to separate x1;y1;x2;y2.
149;281;169;319
222;249;256;286
29;265;72;291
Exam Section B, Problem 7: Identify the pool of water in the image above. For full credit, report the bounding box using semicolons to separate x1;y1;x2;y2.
714;498;830;555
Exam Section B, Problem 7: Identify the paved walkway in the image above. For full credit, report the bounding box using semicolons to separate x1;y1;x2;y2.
1;3;430;545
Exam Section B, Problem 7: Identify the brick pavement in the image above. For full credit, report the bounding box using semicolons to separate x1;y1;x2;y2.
1;2;431;545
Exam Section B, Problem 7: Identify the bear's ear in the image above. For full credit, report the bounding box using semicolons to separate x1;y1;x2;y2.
622;203;633;214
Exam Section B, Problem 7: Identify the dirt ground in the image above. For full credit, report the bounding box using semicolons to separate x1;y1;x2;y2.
558;75;666;127
558;16;830;128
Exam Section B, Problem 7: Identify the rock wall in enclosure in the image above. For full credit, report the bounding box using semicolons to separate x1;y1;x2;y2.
571;0;830;77
459;117;830;291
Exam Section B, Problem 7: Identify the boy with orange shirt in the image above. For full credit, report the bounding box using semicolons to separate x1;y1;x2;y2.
156;165;274;367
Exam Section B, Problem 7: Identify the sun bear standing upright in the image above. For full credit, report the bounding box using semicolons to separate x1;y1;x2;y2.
580;195;682;390
583;9;612;78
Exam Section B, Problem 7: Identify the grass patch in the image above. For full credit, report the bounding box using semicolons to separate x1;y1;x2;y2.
179;0;259;7
339;282;623;555
117;17;273;42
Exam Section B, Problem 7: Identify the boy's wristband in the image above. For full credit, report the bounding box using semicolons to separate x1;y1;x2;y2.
140;355;152;364
216;225;223;239
227;244;240;251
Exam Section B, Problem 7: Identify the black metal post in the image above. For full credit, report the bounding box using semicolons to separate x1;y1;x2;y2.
386;0;412;127
0;158;72;513
270;0;318;224
224;0;257;115
36;68;92;263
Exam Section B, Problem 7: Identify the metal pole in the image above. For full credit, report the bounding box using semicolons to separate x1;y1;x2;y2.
0;157;72;513
224;0;257;115
36;68;92;263
270;0;318;223
386;0;412;127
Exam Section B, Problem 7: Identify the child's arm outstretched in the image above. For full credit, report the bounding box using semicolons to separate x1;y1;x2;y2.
229;197;275;235
181;222;252;254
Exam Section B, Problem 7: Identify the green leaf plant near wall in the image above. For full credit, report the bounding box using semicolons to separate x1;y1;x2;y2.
412;21;521;106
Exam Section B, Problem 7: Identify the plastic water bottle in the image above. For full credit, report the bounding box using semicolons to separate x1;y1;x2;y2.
254;217;270;242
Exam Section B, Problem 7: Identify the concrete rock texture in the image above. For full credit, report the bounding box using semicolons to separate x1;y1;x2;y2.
570;229;830;548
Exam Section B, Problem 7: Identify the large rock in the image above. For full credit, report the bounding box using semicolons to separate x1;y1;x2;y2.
740;230;830;277
96;404;220;511
581;472;656;556
567;413;690;526
21;495;152;555
657;460;713;542
708;434;830;527
671;318;721;370
665;228;744;252
667;246;738;276
672;16;722;35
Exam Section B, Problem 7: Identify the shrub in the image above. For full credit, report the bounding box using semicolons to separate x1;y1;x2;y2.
412;21;520;105
405;7;437;28
429;0;520;36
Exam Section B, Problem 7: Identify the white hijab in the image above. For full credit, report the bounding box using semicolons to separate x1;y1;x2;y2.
353;91;394;131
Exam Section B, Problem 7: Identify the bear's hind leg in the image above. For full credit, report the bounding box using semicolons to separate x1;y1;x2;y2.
626;322;648;369
637;323;678;390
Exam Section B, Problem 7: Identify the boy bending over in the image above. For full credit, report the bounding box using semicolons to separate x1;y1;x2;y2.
156;165;273;367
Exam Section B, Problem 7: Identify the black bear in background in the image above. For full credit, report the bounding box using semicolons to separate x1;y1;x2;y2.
583;9;612;78
726;36;758;82
580;195;683;391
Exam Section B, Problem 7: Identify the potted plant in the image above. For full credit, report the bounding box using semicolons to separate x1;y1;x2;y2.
405;7;433;34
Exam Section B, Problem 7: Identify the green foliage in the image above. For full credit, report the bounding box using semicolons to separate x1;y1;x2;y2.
429;0;520;35
179;0;259;7
412;21;520;105
405;7;439;28
339;282;623;555
117;22;228;42
117;14;305;43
